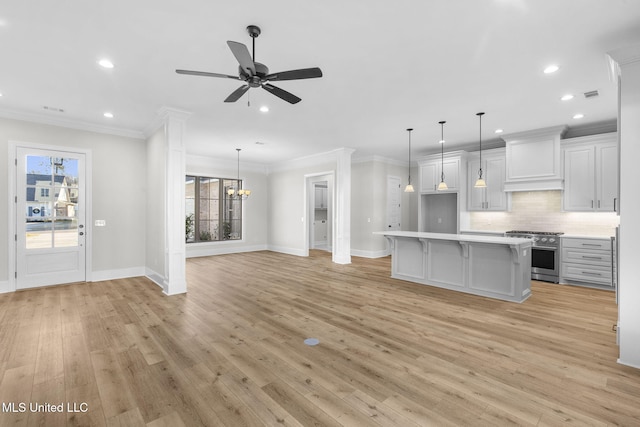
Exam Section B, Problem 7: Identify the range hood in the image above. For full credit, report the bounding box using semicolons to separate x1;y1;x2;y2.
502;125;568;192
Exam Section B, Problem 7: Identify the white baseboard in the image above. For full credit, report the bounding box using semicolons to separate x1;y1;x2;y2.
351;248;390;258
91;266;146;282
0;280;13;294
267;245;307;257
618;358;640;370
145;268;165;289
186;244;268;258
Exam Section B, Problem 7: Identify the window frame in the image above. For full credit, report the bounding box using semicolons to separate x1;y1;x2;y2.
186;175;243;243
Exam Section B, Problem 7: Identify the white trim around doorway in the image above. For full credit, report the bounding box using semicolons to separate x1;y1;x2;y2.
6;140;93;293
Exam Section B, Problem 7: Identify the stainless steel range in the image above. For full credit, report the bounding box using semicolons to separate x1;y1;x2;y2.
505;230;564;283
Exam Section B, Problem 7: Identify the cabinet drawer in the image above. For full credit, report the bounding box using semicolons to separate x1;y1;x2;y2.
561;248;611;267
562;237;611;251
562;263;612;286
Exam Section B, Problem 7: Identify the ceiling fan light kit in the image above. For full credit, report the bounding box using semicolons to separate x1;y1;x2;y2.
176;25;323;104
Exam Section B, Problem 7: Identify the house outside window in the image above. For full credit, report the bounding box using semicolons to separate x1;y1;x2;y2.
185;175;242;242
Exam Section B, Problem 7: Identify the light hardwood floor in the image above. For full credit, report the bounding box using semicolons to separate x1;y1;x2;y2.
0;250;639;426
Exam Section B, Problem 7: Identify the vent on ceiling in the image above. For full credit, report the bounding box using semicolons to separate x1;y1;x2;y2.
583;90;599;99
42;105;65;113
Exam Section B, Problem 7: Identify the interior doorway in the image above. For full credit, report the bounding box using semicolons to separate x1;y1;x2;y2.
306;173;334;255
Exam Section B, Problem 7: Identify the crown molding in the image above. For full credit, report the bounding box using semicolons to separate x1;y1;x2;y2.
607;43;640;83
143;106;193;137
266;147;356;175
0;108;145;140
499;125;568;142
351;154;407;167
186;153;268;175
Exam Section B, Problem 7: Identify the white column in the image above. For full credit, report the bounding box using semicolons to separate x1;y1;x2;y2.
333;148;355;264
160;107;191;295
608;44;640;369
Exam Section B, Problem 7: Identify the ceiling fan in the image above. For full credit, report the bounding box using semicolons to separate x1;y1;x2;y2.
176;25;323;104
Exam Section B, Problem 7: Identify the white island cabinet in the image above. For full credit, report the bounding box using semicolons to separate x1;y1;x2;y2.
374;231;532;303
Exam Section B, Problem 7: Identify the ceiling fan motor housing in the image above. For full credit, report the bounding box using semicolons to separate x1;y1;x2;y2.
239;62;269;86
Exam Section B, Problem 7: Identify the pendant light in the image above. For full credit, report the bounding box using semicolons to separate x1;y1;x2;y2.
227;148;251;199
474;112;487;188
404;128;415;193
437;121;448;191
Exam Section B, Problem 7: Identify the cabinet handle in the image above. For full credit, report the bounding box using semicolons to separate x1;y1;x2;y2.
591;200;594;208
614;197;617;212
581;271;602;276
582;256;603;260
581;243;601;247
598;200;601;208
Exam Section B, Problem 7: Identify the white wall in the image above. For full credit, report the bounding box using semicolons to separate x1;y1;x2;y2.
0;117;147;283
185;154;268;257
268;163;335;256
351;158;416;257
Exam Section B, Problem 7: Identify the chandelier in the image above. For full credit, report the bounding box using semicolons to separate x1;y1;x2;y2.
227;148;251;199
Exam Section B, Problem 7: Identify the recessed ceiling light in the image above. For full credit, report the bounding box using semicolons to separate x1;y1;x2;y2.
103;112;114;118
573;113;584;119
98;59;114;69
544;64;560;74
495;129;503;134
259;106;269;113
561;94;574;101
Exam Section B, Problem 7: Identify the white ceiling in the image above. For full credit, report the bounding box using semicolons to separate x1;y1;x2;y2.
1;1;639;165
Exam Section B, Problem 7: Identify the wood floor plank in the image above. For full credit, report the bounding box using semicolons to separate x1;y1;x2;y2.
89;349;138;419
0;250;639;426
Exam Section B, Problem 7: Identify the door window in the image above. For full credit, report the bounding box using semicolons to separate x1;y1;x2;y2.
24;155;80;249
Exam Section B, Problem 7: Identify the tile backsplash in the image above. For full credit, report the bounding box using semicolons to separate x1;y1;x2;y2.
469;191;619;237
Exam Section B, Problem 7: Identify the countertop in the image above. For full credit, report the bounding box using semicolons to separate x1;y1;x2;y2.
374;231;532;246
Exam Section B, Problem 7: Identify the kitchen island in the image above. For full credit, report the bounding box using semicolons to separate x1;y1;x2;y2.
374;231;533;303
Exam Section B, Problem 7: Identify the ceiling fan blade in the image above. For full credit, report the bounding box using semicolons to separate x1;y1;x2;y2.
224;85;250;102
176;69;241;80
262;83;301;104
264;67;323;81
227;41;256;76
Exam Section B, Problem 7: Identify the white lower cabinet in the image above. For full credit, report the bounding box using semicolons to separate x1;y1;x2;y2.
560;237;613;287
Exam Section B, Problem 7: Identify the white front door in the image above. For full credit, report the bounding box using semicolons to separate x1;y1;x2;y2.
387;175;402;230
16;148;86;289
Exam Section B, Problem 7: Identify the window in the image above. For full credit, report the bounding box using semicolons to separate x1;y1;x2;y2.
185;175;243;242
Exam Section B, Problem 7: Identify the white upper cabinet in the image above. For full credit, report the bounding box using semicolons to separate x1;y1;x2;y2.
418;151;465;193
502;126;568;192
468;148;509;211
562;133;618;212
314;186;328;209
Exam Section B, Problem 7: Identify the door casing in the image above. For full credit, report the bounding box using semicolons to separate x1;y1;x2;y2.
7;141;93;292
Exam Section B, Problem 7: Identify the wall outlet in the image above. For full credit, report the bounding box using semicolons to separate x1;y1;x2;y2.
95;220;106;227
